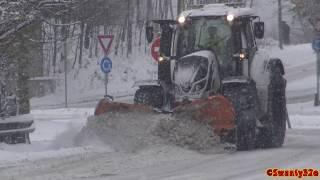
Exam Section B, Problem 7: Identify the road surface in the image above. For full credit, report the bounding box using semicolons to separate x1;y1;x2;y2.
0;128;319;180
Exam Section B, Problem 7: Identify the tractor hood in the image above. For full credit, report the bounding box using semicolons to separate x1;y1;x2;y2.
173;50;218;101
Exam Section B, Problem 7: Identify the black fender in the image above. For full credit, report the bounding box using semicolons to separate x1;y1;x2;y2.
134;85;164;108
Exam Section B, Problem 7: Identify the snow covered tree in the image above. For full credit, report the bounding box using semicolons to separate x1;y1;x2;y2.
291;0;320;39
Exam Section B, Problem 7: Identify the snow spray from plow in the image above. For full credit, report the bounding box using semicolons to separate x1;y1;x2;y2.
75;97;235;153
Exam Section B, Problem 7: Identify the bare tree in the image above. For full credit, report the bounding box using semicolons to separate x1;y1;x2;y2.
278;0;283;49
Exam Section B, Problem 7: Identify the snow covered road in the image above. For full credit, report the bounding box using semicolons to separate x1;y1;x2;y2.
0;128;319;180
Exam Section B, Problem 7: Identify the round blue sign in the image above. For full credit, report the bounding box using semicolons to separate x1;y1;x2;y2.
100;57;112;74
312;38;320;52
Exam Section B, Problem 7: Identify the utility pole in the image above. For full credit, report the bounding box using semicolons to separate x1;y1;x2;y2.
62;18;68;108
177;0;184;16
64;44;68;108
278;0;283;50
316;52;320;106
311;17;320;106
250;0;254;8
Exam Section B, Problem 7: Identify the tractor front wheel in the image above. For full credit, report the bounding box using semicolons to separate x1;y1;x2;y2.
223;81;258;151
236;109;257;151
134;87;164;109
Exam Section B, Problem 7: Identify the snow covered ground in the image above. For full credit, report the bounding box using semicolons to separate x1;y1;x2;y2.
31;51;157;110
0;108;106;167
270;44;317;103
0;44;320;180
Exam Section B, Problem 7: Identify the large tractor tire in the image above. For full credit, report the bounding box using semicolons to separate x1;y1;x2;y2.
236;109;256;151
223;81;258;151
134;86;164;109
258;65;287;148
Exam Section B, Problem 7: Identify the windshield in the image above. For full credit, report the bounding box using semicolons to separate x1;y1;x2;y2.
176;17;233;61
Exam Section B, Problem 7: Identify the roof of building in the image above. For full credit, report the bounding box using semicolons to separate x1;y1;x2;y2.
180;3;255;18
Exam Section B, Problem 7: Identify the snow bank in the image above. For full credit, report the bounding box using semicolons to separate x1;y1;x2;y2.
269;44;316;69
288;101;320;129
32;50;158;109
0;108;109;167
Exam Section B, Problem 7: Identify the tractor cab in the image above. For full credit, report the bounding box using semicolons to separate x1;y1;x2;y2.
146;3;265;102
147;4;265;77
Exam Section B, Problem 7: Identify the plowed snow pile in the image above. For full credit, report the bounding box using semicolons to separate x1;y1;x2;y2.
154;114;220;151
75;111;224;153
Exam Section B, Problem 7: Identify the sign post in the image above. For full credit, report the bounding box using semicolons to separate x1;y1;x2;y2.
98;35;114;97
313;37;320;106
311;16;320;106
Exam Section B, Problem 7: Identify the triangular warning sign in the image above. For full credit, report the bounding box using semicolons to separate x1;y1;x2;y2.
98;35;114;55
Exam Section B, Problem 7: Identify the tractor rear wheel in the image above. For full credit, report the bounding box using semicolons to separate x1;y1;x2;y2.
258;66;287;148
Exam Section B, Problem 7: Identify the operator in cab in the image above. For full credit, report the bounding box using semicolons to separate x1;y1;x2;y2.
205;26;233;77
205;26;224;55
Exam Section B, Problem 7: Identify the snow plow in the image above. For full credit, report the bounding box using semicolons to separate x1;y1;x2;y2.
94;3;288;151
95;95;235;138
0;92;35;144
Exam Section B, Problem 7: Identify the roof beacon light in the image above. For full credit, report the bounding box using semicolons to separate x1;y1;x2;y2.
227;14;235;22
178;16;186;24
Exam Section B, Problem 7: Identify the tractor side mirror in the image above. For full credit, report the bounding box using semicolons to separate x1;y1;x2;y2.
146;26;154;43
254;22;265;39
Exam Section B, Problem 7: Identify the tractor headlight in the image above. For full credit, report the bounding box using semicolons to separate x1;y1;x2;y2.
158;56;165;62
178;16;186;24
227;14;235;22
239;52;246;60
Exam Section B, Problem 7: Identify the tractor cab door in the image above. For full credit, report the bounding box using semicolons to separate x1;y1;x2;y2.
153;20;176;84
240;18;258;77
231;18;257;77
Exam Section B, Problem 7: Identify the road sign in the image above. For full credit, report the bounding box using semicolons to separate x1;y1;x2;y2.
151;37;161;62
98;35;114;55
312;38;320;52
100;57;112;74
